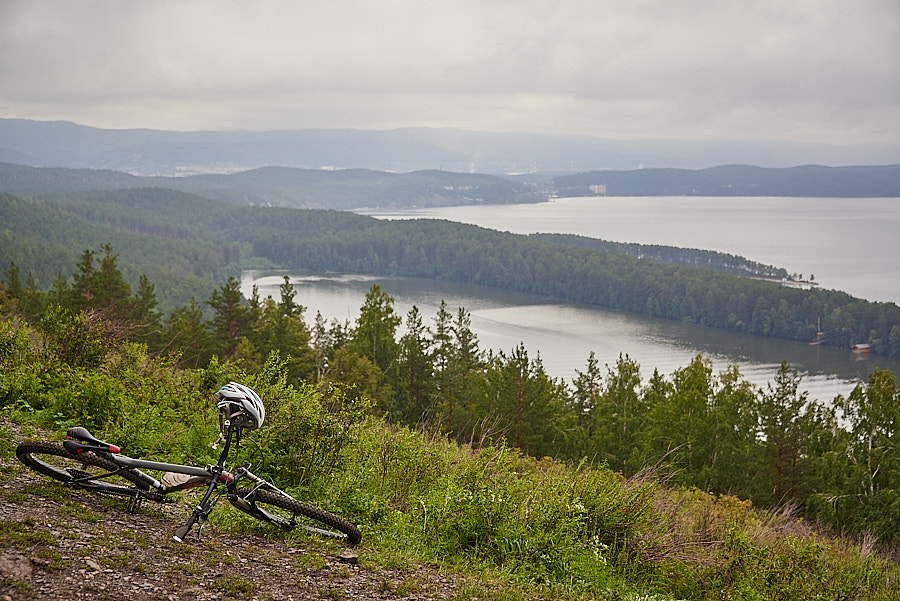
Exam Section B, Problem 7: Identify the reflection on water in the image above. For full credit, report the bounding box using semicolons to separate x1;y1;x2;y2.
243;271;900;402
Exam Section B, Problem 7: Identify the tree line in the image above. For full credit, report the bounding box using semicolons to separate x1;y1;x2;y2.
3;248;900;544
531;233;790;279
3;188;900;357
249;217;900;356
0;162;544;210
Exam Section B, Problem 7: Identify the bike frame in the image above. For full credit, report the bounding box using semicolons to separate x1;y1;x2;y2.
62;421;294;541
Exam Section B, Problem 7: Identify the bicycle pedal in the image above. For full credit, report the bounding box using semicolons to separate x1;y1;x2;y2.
126;496;143;513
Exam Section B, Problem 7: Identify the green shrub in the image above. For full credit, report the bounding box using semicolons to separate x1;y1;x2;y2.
0;319;40;409
5;314;900;600
37;305;109;369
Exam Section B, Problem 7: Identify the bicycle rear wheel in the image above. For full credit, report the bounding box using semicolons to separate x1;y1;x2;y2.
230;487;361;546
16;441;150;496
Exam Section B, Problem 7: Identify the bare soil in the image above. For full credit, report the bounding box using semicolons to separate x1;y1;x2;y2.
0;421;464;601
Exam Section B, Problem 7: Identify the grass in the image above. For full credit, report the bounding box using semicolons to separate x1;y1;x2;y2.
0;423;16;461
0;519;68;572
321;588;346;600
3;342;899;600
293;551;328;572
57;500;102;522
0;518;58;549
100;551;136;570
212;575;257;597
8;413;896;601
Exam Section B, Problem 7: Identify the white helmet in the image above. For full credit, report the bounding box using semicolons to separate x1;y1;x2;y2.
215;382;265;430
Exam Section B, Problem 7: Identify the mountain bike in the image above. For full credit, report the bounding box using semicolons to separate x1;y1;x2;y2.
16;411;361;546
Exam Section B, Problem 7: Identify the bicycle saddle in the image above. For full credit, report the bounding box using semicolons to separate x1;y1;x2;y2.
64;427;121;454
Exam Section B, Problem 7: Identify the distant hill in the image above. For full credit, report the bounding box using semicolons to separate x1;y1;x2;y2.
2;118;899;176
4;161;899;215
553;164;900;197
0;163;542;210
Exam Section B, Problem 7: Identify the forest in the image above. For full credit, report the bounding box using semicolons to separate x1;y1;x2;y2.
3;185;900;356
260;217;900;354
2;246;900;549
530;233;790;279
0;162;544;210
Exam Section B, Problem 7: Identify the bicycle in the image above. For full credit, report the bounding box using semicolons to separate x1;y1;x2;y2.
15;382;361;546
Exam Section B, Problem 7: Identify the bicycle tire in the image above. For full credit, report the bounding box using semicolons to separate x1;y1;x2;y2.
231;487;361;546
16;441;150;494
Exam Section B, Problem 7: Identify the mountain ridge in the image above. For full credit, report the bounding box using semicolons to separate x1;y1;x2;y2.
3;162;899;213
0;163;543;210
3;118;898;176
553;164;900;197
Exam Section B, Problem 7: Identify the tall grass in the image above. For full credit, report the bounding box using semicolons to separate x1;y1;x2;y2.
2;316;898;600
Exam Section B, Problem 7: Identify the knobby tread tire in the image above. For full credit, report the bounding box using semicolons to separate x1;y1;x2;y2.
234;487;362;546
16;441;150;492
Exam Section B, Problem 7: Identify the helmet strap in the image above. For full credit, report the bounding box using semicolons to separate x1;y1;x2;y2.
212;426;226;450
213;414;230;450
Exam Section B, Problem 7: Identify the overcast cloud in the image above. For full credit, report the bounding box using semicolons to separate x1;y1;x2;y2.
1;0;898;144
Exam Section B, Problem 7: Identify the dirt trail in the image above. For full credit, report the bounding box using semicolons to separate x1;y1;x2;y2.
0;422;461;601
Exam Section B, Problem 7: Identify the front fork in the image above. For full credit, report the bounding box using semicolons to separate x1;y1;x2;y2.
226;471;296;530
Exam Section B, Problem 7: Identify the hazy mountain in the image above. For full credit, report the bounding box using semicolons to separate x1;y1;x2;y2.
2;118;898;177
0;163;543;210
4;161;900;215
553;164;900;197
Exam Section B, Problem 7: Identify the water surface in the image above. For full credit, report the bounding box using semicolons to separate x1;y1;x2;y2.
242;271;900;402
358;196;900;304
243;196;900;401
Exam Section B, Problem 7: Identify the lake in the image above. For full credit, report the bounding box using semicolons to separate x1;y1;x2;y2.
241;196;900;402
240;272;900;404
358;196;900;305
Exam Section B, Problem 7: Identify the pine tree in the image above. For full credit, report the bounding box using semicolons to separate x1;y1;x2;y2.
430;301;455;428
572;351;602;431
640;355;714;487
349;284;400;378
4;262;22;301
448;306;482;438
163;298;210;367
590;354;644;476
250;295;314;384
93;244;133;317
757;361;809;505
278;276;301;317
398;305;434;425
70;249;96;311
206;277;253;358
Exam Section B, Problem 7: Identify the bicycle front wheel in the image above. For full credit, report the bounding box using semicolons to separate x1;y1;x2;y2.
16;441;150;496
231;487;362;546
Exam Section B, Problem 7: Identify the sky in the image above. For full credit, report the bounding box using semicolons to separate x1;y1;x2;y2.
1;0;899;145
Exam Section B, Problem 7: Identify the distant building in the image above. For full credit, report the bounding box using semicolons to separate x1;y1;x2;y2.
589;184;607;195
781;278;818;290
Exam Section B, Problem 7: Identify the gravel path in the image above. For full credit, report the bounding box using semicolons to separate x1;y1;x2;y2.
0;422;463;601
